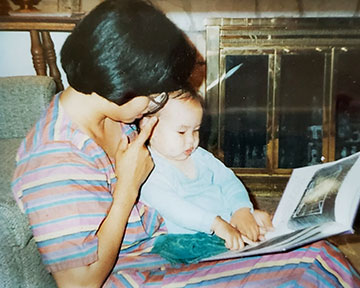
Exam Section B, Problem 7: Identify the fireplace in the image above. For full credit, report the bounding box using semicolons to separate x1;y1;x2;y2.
203;17;360;194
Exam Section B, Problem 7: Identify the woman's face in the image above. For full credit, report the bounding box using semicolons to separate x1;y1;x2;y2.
112;96;150;123
149;98;203;162
109;93;165;123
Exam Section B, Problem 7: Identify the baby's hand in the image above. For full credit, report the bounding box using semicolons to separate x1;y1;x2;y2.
253;209;274;240
230;208;259;242
211;216;245;250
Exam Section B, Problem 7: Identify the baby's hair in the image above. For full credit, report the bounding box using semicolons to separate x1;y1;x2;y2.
171;89;205;109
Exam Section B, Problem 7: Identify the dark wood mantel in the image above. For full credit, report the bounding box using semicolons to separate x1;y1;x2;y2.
0;13;84;92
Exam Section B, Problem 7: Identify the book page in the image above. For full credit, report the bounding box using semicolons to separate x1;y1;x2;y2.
202;153;360;262
204;222;349;261
270;164;320;235
334;153;360;225
272;152;360;235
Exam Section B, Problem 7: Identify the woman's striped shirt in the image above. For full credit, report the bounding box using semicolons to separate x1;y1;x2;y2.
12;93;166;273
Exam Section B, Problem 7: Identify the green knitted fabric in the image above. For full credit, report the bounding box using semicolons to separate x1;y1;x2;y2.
150;232;227;264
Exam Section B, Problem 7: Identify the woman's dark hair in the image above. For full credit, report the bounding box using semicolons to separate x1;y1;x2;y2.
61;0;197;105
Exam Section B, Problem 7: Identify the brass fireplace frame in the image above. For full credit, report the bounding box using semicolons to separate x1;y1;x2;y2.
205;17;360;194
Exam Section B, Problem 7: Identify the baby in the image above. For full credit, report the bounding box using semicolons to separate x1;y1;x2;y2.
140;90;273;250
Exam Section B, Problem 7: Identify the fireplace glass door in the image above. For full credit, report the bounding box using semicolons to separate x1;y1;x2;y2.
223;54;268;168
204;18;360;190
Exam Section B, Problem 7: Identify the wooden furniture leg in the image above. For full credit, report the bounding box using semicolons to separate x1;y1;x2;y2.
41;31;64;92
30;30;46;76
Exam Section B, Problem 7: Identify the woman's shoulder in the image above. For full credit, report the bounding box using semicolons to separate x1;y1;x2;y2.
18;93;104;163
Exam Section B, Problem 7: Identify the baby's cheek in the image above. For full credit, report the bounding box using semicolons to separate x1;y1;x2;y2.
149;133;162;150
153;133;172;151
194;136;200;147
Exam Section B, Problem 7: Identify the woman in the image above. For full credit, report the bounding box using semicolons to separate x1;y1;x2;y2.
12;0;195;286
12;0;360;287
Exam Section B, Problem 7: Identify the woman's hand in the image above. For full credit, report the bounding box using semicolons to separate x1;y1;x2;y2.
114;116;158;201
230;208;259;242
211;216;245;250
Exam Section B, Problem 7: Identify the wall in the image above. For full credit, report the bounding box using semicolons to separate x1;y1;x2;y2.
0;31;70;86
0;0;359;88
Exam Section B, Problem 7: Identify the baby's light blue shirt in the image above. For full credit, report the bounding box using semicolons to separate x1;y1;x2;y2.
140;147;253;234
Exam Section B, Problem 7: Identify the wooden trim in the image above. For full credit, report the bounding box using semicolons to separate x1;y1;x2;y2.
0;14;83;31
237;173;290;195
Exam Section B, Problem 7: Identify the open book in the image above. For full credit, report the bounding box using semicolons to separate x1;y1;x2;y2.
205;152;360;261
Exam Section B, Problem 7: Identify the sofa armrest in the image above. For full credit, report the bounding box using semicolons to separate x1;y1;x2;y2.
0;76;56;139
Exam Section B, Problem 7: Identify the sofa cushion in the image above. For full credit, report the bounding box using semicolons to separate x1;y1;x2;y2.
0;76;56;139
0;200;57;288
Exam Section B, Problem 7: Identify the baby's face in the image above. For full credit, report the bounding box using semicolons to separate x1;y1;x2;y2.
149;98;203;162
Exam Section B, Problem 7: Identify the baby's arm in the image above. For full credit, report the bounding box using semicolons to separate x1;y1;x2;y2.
200;148;254;213
253;209;274;239
200;148;257;238
140;172;218;234
230;207;259;241
142;175;247;250
231;208;274;242
211;216;245;250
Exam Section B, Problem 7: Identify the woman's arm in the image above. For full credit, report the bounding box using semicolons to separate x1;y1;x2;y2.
53;118;157;288
52;185;138;288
